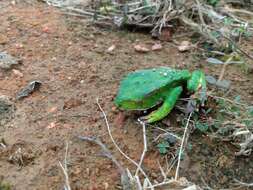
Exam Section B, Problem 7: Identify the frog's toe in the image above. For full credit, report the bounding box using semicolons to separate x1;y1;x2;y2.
139;114;158;123
139;115;149;124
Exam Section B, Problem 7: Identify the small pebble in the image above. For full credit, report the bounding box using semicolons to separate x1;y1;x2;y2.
86;168;90;175
12;69;23;78
111;106;118;114
104;182;109;190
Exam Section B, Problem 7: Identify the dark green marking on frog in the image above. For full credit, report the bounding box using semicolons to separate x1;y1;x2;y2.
114;67;206;123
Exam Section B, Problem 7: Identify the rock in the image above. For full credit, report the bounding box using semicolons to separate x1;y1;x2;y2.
0;52;19;70
134;44;150;53
12;69;23;78
206;75;231;90
0;95;15;126
215;80;231;89
16;81;42;100
165;133;177;145
206;75;217;85
46;122;57;129
0;95;13;116
178;41;192;52
111;106;118;114
107;45;116;53
151;43;162;51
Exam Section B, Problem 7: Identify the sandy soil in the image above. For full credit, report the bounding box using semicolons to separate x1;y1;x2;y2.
0;1;252;190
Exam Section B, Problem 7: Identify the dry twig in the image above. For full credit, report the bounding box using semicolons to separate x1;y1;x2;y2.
59;142;71;190
218;54;234;81
233;179;253;187
78;136;134;190
175;112;192;180
96;98;153;189
135;119;147;177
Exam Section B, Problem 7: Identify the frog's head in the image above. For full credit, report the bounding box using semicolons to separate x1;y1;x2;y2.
187;70;207;103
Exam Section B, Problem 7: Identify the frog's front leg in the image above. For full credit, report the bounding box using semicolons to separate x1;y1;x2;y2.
187;70;207;104
141;86;183;123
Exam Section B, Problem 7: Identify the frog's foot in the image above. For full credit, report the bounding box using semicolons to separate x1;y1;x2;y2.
140;86;183;123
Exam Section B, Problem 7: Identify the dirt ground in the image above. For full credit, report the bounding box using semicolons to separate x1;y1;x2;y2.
0;1;253;190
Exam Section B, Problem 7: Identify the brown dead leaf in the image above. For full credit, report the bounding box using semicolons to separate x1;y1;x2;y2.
134;44;150;53
63;98;82;109
158;28;172;41
247;65;253;73
161;117;171;127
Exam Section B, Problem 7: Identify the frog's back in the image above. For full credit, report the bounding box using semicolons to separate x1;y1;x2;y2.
115;67;191;102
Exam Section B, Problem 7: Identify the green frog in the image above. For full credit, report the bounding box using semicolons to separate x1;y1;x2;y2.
114;67;206;123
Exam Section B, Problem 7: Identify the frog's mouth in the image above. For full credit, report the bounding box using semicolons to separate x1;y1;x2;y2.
116;99;163;111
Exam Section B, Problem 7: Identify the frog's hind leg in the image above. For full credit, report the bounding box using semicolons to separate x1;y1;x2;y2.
141;86;183;123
